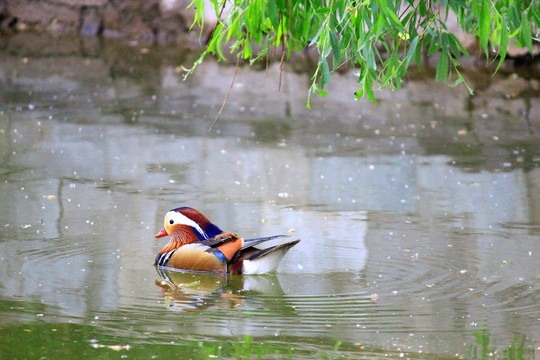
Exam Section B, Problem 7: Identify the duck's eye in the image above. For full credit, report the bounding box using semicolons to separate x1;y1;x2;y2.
169;219;174;225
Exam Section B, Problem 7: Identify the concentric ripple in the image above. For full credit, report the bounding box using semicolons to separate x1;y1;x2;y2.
8;212;540;344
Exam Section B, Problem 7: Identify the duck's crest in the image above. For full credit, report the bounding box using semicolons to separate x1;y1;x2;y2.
171;207;223;240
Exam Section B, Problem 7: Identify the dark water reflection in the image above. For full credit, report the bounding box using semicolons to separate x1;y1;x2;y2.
0;40;539;358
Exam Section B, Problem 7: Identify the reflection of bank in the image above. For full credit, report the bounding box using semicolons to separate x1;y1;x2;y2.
155;267;287;313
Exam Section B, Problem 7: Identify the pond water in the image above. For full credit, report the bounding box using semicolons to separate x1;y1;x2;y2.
0;39;540;359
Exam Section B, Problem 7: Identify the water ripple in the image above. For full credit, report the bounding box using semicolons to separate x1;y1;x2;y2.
8;213;540;342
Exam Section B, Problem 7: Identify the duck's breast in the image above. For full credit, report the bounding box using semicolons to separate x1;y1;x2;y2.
167;243;227;272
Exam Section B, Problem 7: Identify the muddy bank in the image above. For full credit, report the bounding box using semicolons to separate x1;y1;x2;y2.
0;0;206;44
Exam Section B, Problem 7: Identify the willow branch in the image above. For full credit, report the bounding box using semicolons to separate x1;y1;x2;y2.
207;56;241;133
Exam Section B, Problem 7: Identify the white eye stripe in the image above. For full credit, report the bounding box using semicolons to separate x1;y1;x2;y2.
168;211;208;239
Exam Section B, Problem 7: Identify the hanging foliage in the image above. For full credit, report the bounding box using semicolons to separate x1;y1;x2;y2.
183;0;539;105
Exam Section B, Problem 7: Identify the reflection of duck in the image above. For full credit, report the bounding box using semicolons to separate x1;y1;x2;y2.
154;207;299;274
155;267;286;312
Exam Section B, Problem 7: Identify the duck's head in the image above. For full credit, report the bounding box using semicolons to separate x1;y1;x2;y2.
155;207;223;241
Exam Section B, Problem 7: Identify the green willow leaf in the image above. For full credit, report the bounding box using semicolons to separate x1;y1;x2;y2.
183;0;536;105
266;0;279;29
427;35;441;56
378;0;403;29
405;36;420;66
521;11;533;53
275;0;286;12
494;18;509;73
315;7;331;16
479;0;490;56
435;50;449;82
317;88;329;97
310;25;324;46
329;31;341;68
321;59;332;87
365;46;376;71
419;0;426;16
447;33;463;58
364;73;376;103
448;33;469;58
302;11;313;40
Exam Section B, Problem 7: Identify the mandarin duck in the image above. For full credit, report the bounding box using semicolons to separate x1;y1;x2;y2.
154;207;300;274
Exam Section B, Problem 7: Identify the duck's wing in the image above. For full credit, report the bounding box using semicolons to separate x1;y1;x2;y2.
240;234;290;250
200;232;244;262
201;233;290;259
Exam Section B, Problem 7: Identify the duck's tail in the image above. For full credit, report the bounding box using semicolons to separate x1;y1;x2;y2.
241;239;300;274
